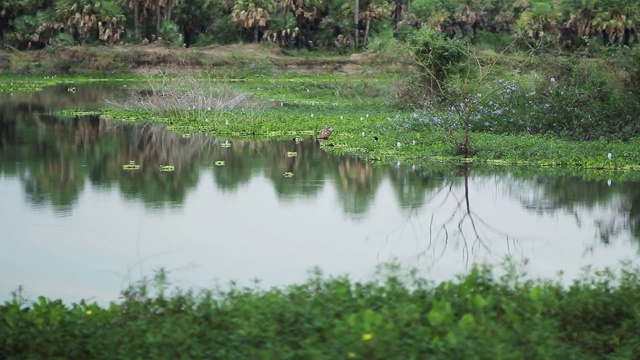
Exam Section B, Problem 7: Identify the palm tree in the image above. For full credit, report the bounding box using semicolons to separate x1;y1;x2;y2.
120;0;141;40
232;0;276;42
514;0;562;45
292;0;325;47
340;0;388;47
592;0;638;45
56;0;126;44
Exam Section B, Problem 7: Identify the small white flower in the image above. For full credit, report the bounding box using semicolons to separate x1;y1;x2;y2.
225;120;230;125
550;77;556;82
412;140;416;145
361;132;365;136
340;116;344;120
366;114;369;118
207;107;211;111
396;142;402;147
360;117;364;121
311;113;314;117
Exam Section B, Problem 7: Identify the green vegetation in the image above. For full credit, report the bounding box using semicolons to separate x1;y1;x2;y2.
0;75;137;93
79;52;640;170
1;0;639;52
2;262;640;358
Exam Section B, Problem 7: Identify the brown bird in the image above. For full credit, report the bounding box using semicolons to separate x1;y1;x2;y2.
318;125;334;140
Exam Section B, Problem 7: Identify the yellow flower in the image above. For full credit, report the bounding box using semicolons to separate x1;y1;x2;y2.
348;352;357;358
362;333;373;341
86;310;93;316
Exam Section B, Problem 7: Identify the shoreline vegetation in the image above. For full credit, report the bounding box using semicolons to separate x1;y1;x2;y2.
3;41;640;169
2;263;640;358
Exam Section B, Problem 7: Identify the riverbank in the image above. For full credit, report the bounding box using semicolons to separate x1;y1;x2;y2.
2;263;639;359
0;43;376;76
3;43;640;169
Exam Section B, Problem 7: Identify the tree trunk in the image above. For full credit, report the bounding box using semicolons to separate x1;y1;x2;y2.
156;4;162;36
167;0;173;22
133;0;139;40
354;0;359;49
393;1;402;30
364;15;370;45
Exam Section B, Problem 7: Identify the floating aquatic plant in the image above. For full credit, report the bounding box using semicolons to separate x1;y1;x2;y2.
159;165;175;172
122;161;140;170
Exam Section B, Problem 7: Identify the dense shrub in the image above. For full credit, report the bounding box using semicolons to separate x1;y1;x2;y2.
470;57;640;141
2;263;640;359
407;27;471;86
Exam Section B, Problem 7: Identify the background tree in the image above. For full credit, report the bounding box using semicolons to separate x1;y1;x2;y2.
232;0;276;42
292;0;326;48
56;0;126;44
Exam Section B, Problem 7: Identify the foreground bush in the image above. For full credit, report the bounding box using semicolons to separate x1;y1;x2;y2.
2;263;640;359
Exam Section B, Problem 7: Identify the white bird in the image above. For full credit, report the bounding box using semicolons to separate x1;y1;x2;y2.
607;152;612;160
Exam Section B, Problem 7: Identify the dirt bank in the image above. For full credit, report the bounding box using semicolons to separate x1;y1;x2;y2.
0;43;372;75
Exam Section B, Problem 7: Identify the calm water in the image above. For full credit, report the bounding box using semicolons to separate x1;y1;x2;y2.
1;85;639;303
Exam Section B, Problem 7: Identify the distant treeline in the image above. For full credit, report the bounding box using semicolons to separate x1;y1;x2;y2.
0;0;638;51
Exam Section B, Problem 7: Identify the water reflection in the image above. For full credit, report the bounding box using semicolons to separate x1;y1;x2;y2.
1;88;639;303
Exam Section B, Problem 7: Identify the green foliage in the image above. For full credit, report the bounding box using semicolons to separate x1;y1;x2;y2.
409;0;437;21
627;46;640;96
408;26;471;85
2;263;640;358
208;17;242;45
159;21;183;46
465;56;640;141
473;30;516;52
2;0;640;52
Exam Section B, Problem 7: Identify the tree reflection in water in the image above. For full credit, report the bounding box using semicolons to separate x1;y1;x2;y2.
1;98;640;253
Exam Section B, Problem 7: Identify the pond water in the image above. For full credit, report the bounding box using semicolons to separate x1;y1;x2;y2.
1;85;639;304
